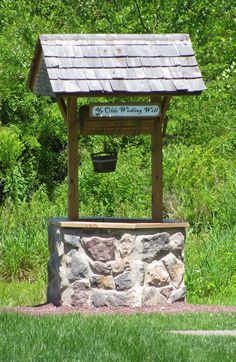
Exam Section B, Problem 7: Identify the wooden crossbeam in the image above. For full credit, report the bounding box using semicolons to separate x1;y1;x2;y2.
79;118;155;136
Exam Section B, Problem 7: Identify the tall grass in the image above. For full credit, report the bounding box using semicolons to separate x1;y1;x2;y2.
185;226;236;305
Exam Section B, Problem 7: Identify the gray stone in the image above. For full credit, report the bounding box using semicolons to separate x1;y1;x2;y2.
114;271;133;290
146;260;170;287
48;252;60;281
170;285;186;302
71;280;90;307
90;275;115;289
91;290;106;307
140;233;170;262
91;290;135;307
66;249;77;257
142;287;166;306
68;254;90;281
72;279;90;291
83;236;116;261
170;233;184;251
162;253;183;288
64;234;80;248
59;257;70;288
47;252;61;305
71;291;90;307
90;261;112;275
108;290;135;307
48;225;62;254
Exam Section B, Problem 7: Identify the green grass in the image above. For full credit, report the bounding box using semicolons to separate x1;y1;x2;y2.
0;313;235;362
185;227;236;306
0;281;46;307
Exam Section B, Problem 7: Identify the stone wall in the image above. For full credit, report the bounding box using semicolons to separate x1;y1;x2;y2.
47;224;186;307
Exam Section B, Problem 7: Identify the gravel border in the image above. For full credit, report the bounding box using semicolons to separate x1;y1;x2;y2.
1;302;236;316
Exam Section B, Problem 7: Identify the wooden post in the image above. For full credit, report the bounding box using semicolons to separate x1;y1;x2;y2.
151;96;162;222
67;97;79;220
151;115;163;222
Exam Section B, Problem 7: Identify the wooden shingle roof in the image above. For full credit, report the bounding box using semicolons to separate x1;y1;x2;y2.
28;34;206;97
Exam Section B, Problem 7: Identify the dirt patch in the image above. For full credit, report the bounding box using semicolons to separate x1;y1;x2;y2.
1;302;236;316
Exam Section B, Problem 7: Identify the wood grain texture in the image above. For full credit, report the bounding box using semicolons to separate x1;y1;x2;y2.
27;39;42;90
57;97;67;122
151;115;163;222
161;96;172;137
48;217;189;229
67;97;79;220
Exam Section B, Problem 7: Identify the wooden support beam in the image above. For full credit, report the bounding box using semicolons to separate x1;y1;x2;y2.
151;96;163;222
67;97;79;221
150;96;172;222
161;96;172;137
57;97;68;123
151;116;163;222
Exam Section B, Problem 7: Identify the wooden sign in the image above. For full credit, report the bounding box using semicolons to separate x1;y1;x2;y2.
90;103;161;118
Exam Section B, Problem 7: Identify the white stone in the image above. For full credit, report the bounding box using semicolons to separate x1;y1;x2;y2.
68;254;90;281
118;233;135;257
130;260;145;286
146;260;170;287
170;285;186;302
142;287;166;306
170;232;184;250
91;290;135;307
61;287;73;306
162;253;183;288
111;257;130;275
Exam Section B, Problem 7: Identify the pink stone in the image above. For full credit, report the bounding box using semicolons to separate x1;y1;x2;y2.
83;237;116;261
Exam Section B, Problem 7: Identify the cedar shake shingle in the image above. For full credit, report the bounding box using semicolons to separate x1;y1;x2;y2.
28;33;205;96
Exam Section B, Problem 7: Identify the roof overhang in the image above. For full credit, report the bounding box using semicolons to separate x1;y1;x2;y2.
27;33;206;98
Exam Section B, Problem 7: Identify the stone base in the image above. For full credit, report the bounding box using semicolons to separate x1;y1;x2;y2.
47;219;187;307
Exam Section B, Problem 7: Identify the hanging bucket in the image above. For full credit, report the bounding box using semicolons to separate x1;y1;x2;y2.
91;152;117;173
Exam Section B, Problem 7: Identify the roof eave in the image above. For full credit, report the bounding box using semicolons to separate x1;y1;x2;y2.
27;37;42;91
53;90;205;98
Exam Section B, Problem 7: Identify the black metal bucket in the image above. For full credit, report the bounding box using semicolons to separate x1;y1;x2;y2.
91;152;117;173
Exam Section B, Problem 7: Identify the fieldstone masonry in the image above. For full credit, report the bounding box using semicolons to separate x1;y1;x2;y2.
47;222;186;307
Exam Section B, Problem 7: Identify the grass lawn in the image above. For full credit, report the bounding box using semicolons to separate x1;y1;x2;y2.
0;312;236;362
0;281;46;307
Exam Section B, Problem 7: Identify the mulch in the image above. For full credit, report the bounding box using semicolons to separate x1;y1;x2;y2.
1;302;236;316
